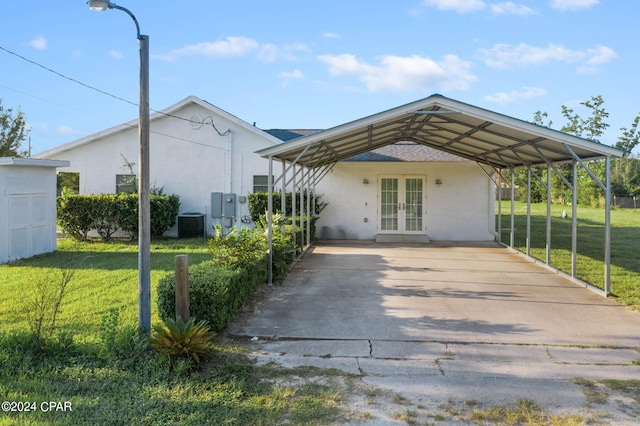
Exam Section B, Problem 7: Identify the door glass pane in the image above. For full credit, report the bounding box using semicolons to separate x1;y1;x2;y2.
380;178;398;231
405;178;423;231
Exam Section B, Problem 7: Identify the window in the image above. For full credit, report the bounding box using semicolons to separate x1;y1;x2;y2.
116;174;137;194
253;175;273;193
57;172;80;196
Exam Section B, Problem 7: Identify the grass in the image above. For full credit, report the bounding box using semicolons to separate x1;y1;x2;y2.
0;238;211;341
497;202;640;309
1;221;639;424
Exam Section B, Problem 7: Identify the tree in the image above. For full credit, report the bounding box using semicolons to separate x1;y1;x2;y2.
0;100;29;157
532;96;640;206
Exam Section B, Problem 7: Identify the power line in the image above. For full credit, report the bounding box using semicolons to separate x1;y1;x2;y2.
0;44;232;135
0;45;138;108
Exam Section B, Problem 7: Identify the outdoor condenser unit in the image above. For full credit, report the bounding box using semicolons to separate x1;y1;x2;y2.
177;213;205;238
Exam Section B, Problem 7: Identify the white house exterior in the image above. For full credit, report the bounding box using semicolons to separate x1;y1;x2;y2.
0;157;69;263
314;144;495;241
35;95;502;242
36;96;282;237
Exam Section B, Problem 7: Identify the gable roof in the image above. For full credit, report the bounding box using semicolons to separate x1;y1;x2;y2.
257;94;624;169
35;96;282;158
346;142;467;162
264;129;323;142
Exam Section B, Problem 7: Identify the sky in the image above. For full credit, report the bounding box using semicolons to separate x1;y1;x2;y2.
1;0;638;155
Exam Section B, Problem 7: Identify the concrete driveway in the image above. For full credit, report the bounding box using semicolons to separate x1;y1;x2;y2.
228;241;640;423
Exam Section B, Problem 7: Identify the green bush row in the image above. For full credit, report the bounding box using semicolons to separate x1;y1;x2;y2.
57;192;180;241
157;216;296;332
247;191;327;222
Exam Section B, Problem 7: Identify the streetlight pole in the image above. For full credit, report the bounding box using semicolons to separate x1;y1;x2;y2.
88;0;151;333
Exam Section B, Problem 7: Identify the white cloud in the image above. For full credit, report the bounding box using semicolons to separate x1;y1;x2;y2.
154;36;259;61
258;44;279;62
318;53;477;92
56;125;83;136
485;86;547;104
423;0;487;13
109;50;123;59
323;32;341;39
29;35;48;50
281;69;305;80
478;42;616;70
490;2;536;15
280;69;305;88
549;0;599;11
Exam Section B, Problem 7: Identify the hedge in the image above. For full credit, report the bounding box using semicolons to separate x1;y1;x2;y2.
57;192;180;241
247;191;327;222
157;217;295;331
157;261;257;332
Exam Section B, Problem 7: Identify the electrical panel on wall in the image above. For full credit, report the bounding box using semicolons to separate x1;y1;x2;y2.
211;192;223;218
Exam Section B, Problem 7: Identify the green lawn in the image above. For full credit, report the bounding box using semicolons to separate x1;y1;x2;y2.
497;202;640;309
0;238;212;341
1;217;639;424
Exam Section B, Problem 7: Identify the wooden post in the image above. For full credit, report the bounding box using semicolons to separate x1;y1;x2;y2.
174;255;189;322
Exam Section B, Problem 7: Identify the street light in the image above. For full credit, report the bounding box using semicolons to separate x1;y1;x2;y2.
88;0;151;333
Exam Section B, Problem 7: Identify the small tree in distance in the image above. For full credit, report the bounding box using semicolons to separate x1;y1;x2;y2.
0;100;29;157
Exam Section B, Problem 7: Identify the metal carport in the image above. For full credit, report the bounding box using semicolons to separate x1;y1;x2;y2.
256;94;625;293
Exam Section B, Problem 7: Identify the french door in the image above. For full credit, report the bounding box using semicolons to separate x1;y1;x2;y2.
379;176;426;234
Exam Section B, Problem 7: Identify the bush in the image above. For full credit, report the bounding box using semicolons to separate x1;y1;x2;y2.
57;192;96;241
248;191;327;222
57;192;180;241
157;261;259;332
149;317;214;364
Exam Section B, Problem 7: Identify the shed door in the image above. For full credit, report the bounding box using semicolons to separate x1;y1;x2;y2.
8;194;50;261
379;176;425;234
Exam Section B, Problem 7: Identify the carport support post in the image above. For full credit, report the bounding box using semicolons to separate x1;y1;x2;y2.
510;169;515;248
267;156;274;286
300;167;305;251
291;164;297;261
497;172;502;243
306;169;311;247
526;167;532;255
604;156;611;295
546;163;552;265
571;160;578;278
281;160;286;233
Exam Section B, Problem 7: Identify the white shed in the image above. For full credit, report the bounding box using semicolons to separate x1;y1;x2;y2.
0;157;69;263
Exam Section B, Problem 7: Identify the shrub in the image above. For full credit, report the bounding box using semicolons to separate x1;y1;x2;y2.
248;191;327;222
57;192;180;240
157;261;257;332
149;317;214;364
57;191;96;241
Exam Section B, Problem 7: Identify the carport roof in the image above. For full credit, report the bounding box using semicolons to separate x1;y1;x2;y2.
257;94;624;169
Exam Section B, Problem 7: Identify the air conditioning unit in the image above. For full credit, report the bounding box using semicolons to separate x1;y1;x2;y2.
178;213;205;238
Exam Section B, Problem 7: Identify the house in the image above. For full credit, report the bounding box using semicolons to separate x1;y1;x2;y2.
314;142;495;241
36;96;283;237
0;157;69;263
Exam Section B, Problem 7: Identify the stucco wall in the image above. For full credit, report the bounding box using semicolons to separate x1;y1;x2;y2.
315;161;496;241
41;102;276;236
0;163;60;263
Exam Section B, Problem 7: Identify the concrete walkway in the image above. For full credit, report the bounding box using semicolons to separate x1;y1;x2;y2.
228;241;640;423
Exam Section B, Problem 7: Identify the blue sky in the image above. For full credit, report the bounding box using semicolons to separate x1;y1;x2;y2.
1;0;638;155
